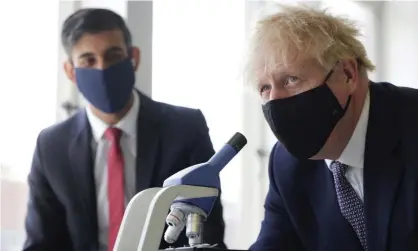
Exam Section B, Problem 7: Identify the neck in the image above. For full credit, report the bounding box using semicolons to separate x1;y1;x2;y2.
312;78;369;160
90;94;134;125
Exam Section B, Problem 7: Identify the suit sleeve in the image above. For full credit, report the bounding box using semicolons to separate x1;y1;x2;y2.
188;109;226;248
23;131;72;251
249;143;303;251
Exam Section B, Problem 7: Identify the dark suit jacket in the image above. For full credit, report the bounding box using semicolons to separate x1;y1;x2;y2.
250;82;418;251
23;91;226;251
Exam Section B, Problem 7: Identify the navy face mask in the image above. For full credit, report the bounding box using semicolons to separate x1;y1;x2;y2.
75;58;135;113
262;69;351;160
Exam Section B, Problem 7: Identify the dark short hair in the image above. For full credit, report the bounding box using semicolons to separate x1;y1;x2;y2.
61;8;132;55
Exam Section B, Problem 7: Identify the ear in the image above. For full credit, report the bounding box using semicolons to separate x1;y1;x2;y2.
64;60;76;84
341;58;359;93
130;47;140;71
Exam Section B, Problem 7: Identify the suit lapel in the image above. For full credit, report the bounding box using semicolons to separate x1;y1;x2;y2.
364;83;404;251
135;91;161;192
68;110;98;245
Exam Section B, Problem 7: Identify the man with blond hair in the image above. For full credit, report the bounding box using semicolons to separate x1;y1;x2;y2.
247;5;418;251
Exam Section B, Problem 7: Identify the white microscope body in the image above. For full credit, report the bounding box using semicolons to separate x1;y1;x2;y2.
113;132;247;251
113;184;218;251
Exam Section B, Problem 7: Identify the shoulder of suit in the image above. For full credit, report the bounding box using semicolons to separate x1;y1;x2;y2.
270;141;295;167
154;99;200;114
37;110;83;144
379;83;418;169
153;100;207;128
395;84;418;106
390;83;418;138
272;141;293;157
374;81;418;102
379;82;418;123
139;90;203;120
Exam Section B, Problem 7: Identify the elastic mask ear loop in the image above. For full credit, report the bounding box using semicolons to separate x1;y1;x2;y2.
127;47;136;67
343;95;352;112
343;76;352;112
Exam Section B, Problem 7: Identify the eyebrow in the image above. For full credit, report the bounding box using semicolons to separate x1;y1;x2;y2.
77;46;124;59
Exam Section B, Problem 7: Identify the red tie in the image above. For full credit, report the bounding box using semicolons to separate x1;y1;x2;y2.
105;127;125;251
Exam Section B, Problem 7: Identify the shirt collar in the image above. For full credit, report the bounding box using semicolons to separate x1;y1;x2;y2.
86;91;140;141
325;91;370;169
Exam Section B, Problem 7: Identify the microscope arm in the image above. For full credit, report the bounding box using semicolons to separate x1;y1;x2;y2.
114;187;161;251
114;185;219;251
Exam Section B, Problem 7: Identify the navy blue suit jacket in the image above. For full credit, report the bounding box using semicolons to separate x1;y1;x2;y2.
23;91;226;251
250;82;418;251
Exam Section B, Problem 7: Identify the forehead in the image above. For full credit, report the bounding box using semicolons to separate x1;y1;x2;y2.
71;29;127;57
253;54;321;82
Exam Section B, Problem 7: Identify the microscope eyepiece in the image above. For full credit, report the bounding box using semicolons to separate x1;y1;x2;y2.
226;132;247;152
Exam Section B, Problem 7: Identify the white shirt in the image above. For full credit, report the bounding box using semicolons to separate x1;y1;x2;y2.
85;91;140;251
325;91;370;201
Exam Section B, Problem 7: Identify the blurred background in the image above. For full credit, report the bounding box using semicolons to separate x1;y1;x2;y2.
0;0;417;250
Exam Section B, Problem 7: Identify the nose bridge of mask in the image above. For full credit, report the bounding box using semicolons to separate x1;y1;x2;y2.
102;58;133;95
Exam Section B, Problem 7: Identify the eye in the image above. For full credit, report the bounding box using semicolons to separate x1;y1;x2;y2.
259;84;271;94
285;76;300;87
105;53;126;65
79;56;96;67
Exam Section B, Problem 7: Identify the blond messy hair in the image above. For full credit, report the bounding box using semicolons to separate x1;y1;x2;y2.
244;4;375;86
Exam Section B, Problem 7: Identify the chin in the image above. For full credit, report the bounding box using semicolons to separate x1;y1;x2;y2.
309;151;329;160
309;155;323;160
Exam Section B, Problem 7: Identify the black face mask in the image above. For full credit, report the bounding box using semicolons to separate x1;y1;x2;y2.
262;69;351;159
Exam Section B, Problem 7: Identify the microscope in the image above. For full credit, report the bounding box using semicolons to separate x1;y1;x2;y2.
114;132;248;251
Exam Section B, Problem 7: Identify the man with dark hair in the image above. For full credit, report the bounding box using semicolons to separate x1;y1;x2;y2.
23;8;226;251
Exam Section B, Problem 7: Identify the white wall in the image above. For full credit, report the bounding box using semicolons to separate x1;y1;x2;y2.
1;2;67;250
0;1;62;179
380;1;418;89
